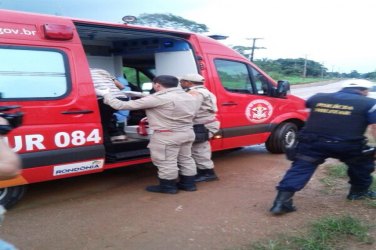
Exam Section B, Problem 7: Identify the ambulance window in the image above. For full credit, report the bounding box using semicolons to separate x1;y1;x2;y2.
251;68;270;95
123;67;152;92
0;47;69;99
214;59;254;94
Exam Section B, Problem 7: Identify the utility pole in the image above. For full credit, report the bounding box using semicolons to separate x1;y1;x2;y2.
303;55;307;78
246;38;265;61
320;61;325;78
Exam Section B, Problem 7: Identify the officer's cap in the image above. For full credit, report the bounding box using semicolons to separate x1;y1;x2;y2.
341;79;373;89
180;73;205;83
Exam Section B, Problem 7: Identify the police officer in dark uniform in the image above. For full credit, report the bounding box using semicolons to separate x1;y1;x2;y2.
270;79;376;215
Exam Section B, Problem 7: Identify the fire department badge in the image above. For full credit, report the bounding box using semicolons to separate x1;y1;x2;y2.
245;100;273;123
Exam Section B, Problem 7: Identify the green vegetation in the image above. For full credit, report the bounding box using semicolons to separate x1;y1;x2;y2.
320;163;347;191
367;176;376;208
238;165;376;250
255;58;325;78
252;58;340;85
320;163;376;208
247;215;374;250
233;45;376;81
135;13;208;33
270;74;328;85
123;67;151;89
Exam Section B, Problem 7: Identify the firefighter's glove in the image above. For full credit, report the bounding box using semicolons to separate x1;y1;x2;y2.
95;87;110;96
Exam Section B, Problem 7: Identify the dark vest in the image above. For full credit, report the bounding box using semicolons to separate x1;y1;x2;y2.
303;90;372;140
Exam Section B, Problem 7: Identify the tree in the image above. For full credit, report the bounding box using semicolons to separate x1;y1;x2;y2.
362;71;376;80
349;70;361;78
135;13;209;33
232;45;252;58
254;58;327;77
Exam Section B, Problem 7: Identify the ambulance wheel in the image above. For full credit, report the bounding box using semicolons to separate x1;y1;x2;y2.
0;185;27;209
265;122;298;154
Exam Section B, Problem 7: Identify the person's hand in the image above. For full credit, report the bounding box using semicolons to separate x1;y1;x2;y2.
95;87;110;96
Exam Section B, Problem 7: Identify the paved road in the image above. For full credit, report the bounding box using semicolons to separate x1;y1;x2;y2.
290;80;344;99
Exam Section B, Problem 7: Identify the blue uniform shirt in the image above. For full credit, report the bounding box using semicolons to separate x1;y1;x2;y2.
303;88;376;141
114;77;131;123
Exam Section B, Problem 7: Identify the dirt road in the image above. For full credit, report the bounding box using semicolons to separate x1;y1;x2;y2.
1;145;375;250
1;80;375;249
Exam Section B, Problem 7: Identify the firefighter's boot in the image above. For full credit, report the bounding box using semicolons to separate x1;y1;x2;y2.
177;175;197;191
270;191;296;215
194;168;219;182
146;178;178;194
347;186;376;200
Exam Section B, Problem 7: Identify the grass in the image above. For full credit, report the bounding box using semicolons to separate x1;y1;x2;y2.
266;73;332;85
282;76;327;85
320;163;376;208
365;175;376;208
235;161;376;250
247;215;374;250
320;163;347;191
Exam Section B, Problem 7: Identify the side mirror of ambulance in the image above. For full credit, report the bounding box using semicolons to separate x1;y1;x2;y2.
274;80;290;98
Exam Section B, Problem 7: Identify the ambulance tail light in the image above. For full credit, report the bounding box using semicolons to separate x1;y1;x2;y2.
43;24;74;40
213;134;222;139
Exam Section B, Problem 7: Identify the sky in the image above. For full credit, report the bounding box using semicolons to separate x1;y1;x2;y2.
1;0;375;73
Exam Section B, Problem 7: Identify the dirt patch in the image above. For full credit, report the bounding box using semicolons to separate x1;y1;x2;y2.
1;147;375;250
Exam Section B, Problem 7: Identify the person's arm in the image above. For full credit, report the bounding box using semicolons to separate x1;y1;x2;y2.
103;92;162;110
0;118;21;180
369;124;376;141
0;138;21;180
113;79;125;90
367;102;376;141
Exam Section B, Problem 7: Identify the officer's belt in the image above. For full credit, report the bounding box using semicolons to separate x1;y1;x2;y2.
205;118;218;124
299;134;364;144
153;129;192;133
196;118;218;125
312;137;363;144
317;138;342;143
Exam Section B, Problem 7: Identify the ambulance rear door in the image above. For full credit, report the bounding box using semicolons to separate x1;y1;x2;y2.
0;10;105;185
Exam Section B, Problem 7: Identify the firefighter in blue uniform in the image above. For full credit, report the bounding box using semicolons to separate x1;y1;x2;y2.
270;79;376;215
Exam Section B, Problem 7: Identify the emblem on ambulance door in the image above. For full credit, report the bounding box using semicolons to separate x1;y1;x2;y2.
245;100;273;123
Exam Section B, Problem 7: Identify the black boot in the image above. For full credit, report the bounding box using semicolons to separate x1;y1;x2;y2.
177;175;197;191
195;168;219;182
270;191;296;215
146;178;178;194
347;187;376;200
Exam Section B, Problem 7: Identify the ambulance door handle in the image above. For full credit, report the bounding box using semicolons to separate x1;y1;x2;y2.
61;110;94;115
221;101;238;106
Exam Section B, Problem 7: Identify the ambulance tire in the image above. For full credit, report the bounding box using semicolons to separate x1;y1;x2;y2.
0;185;27;209
265;122;298;154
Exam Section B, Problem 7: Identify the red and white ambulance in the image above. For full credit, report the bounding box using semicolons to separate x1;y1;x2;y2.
0;9;308;208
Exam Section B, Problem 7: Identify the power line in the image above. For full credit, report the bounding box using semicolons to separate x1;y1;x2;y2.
246;38;266;61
